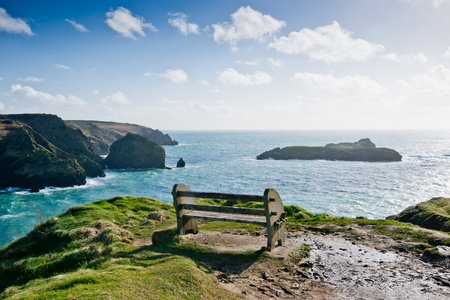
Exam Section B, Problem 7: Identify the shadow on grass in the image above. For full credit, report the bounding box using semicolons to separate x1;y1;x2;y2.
122;228;267;277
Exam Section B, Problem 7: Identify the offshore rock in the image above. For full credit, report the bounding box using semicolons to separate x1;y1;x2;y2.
102;133;165;169
176;158;186;168
0;116;86;190
257;138;402;162
387;197;450;232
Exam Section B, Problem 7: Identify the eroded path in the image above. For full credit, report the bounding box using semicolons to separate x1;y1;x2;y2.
182;229;450;299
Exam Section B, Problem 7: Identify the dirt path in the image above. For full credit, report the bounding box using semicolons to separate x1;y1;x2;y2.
182;229;450;299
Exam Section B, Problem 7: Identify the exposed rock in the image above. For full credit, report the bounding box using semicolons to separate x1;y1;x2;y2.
66;120;178;156
422;246;450;259
177;158;186;168
387;197;450;232
0;116;86;190
296;212;310;220
102;133;165;169
257;138;402;162
146;210;165;222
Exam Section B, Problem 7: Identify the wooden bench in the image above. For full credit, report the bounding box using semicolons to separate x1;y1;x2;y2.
172;183;287;251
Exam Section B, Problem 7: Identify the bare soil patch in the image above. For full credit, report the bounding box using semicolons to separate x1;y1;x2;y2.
181;228;450;299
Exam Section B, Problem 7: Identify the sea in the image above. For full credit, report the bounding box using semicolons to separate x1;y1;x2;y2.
1;130;450;247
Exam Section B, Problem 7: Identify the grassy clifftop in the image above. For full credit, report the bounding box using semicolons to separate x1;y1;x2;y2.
0;196;237;299
1;196;449;299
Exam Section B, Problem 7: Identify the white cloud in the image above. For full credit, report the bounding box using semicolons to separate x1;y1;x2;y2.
410;64;450;90
0;77;3;81
268;21;384;62
236;60;259;66
145;69;188;84
212;6;286;46
17;76;44;82
0;102;4;110
105;7;156;40
92;90;100;95
168;12;199;35
444;46;450;58
290;72;385;94
398;0;450;7
0;8;33;36
267;57;286;68
162;69;188;83
65;19;89;32
10;84;87;105
382;52;428;64
101;91;130;104
218;68;273;86
54;64;71;70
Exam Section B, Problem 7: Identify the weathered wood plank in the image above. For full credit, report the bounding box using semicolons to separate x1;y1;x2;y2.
177;191;265;203
184;210;267;225
179;204;265;216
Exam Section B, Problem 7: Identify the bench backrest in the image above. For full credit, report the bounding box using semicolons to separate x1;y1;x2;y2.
172;183;286;251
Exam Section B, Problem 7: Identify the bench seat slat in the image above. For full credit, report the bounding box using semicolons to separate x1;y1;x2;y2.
179;203;265;216
177;191;265;203
184;210;267;225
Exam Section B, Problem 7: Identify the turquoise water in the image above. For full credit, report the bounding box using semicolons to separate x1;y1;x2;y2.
1;130;450;246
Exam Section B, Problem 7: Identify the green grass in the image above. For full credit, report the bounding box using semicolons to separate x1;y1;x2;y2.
2;195;450;299
0;196;247;299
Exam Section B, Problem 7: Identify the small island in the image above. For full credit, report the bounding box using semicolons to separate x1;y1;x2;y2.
257;138;402;162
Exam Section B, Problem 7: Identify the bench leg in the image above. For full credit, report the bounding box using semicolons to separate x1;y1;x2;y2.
180;217;198;235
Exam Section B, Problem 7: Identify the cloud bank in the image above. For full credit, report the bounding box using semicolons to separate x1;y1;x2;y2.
11;84;86;105
290;73;385;94
268;21;384;62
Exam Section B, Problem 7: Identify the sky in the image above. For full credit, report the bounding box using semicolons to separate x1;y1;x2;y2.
1;0;450;130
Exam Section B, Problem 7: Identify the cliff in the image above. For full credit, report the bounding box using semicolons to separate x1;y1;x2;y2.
387;197;450;232
102;133;166;169
257;138;402;162
66;120;178;155
0;196;448;299
0;116;87;190
7;114;104;178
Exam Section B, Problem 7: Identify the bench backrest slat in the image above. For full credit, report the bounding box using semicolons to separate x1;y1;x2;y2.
179;203;266;216
177;191;265;203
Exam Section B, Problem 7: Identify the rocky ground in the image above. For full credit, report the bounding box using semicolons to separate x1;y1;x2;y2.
178;227;450;299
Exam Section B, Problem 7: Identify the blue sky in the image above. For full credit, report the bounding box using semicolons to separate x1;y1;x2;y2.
1;0;450;130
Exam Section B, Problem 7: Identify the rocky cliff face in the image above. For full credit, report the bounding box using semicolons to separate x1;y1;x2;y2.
257;138;402;162
7;114;104;178
102;133;166;169
0;116;86;190
66;120;178;156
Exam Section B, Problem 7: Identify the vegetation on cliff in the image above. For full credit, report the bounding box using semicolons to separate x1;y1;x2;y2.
0;117;87;190
67;120;178;156
387;197;450;232
0;196;238;299
0;195;448;299
257;138;402;162
7;114;104;178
